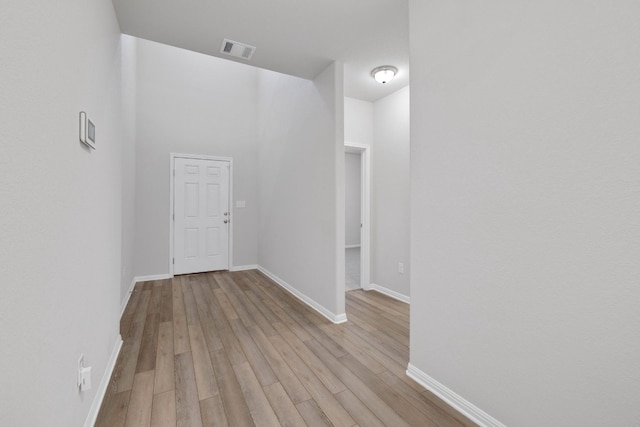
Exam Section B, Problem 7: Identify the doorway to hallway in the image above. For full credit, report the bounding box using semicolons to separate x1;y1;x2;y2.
344;143;370;291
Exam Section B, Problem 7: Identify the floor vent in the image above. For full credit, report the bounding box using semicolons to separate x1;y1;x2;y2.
220;39;256;60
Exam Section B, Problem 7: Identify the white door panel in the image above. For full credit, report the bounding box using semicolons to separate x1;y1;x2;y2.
174;157;229;274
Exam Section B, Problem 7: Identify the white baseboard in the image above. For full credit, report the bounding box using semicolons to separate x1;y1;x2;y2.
120;277;137;318
257;266;347;324
345;244;361;249
230;264;259;272
406;363;505;427
120;274;173;317
364;283;410;304
134;273;172;282
84;337;123;427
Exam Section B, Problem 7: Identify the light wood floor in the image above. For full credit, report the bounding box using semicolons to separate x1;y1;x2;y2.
96;270;474;426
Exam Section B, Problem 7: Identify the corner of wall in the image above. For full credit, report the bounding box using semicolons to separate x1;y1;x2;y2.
406;364;506;427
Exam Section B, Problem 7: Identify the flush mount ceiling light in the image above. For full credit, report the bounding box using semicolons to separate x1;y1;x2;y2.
371;66;398;84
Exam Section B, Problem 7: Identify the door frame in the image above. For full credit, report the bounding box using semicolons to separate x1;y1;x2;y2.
169;153;233;277
344;142;371;289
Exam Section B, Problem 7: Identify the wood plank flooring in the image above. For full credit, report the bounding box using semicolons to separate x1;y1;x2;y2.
96;270;475;426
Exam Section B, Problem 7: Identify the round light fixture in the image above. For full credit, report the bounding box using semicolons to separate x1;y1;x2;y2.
371;66;398;84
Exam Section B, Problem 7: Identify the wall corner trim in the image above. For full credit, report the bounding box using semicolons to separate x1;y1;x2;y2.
230;264;259;272
406;363;506;427
120;277;137;318
257;266;347;324
121;275;172;317
333;313;348;323
366;283;410;304
84;337;123;427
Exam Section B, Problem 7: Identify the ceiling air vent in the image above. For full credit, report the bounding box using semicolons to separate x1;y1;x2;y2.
220;38;256;60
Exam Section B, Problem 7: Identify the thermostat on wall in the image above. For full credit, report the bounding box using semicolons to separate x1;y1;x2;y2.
79;111;96;149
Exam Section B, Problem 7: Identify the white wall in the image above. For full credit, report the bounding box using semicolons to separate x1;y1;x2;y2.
345;97;373;145
121;35;137;301
258;63;346;320
345;153;362;246
0;1;126;425
133;38;260;276
372;87;410;297
409;1;640;426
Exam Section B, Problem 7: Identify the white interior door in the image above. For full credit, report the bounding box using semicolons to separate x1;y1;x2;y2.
174;157;229;274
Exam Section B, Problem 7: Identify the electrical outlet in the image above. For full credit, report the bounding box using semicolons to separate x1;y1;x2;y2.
398;262;405;274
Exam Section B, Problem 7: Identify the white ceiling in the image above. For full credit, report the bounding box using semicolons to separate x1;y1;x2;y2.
112;0;409;102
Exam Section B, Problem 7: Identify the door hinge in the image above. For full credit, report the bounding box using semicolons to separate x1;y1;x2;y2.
172;258;175;264
173;169;175;176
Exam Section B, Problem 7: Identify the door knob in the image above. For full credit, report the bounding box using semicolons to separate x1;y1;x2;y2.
224;219;228;224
